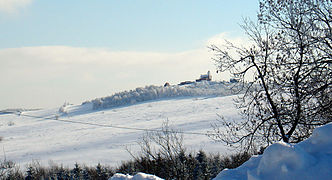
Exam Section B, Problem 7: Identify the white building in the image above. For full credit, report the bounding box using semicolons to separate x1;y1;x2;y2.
196;71;212;82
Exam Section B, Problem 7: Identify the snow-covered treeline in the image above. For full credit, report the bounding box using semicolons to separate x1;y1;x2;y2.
84;81;237;110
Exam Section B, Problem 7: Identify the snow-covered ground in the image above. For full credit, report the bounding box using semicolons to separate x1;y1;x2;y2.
214;122;332;180
0;82;240;167
110;173;163;180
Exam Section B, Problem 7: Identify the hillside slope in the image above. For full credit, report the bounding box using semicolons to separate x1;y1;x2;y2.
0;82;241;167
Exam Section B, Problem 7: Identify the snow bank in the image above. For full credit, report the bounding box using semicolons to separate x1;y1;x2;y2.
84;81;237;110
109;172;163;180
214;123;332;180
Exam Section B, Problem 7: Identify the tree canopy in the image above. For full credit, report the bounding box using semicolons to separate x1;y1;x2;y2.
210;0;332;151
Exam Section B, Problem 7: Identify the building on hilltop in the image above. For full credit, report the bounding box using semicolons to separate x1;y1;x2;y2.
178;71;212;85
196;71;212;82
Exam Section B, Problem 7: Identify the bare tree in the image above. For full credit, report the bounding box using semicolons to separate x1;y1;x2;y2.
138;121;185;165
126;120;187;179
209;0;331;152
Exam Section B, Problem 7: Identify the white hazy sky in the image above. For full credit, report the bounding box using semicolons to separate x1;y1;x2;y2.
0;0;258;109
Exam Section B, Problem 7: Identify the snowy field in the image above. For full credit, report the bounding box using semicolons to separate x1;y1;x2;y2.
0;82;241;168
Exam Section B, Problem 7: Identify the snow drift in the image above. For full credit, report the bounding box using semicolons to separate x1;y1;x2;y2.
109;173;163;180
84;81;237;110
214;123;332;180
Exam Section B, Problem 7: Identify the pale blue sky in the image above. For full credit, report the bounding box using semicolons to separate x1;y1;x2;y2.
0;0;258;51
0;0;259;109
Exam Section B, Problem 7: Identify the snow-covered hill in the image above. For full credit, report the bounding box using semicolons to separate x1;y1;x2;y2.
0;82;241;167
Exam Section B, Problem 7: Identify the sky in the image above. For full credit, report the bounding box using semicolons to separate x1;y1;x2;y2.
0;0;259;109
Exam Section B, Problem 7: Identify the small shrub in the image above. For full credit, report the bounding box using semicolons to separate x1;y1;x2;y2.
0;160;24;179
8;121;14;126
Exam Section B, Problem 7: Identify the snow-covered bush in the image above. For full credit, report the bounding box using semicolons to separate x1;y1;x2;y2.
58;102;70;114
7;121;14;126
0;160;23;179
